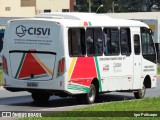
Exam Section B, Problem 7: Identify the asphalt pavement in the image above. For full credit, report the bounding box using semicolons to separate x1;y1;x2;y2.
0;79;159;119
0;80;159;110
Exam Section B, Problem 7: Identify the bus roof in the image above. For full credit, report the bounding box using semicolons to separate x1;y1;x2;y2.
10;12;149;28
36;12;148;28
35;12;112;20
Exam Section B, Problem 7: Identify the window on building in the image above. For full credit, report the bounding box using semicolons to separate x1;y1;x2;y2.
103;28;120;55
85;28;103;56
120;28;131;55
68;28;85;56
44;9;51;13
134;34;140;55
21;0;36;7
62;9;69;12
5;7;11;11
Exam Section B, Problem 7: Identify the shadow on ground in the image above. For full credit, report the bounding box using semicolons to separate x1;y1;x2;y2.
5;93;134;108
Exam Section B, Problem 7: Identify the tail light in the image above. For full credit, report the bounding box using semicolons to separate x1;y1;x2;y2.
2;55;8;74
57;57;65;76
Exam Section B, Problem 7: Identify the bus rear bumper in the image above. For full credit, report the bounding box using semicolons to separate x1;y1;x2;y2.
2;73;66;93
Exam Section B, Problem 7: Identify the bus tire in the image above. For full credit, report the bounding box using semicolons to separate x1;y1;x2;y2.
76;84;96;104
134;85;146;99
86;84;96;104
32;92;50;103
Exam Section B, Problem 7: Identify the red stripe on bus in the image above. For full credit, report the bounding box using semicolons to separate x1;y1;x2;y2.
70;57;97;86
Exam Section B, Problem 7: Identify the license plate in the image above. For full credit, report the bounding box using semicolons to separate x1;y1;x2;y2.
27;82;38;87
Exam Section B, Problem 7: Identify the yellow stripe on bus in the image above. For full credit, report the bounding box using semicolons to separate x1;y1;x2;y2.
32;53;54;76
68;58;77;80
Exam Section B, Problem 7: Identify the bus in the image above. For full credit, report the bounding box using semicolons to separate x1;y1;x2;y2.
2;12;157;104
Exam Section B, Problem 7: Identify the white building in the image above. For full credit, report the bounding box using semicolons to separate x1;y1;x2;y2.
36;0;73;14
0;0;74;17
0;0;35;17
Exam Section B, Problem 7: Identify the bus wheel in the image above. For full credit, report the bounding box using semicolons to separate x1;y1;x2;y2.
31;92;50;103
76;84;96;104
134;85;146;99
86;84;96;104
83;84;97;104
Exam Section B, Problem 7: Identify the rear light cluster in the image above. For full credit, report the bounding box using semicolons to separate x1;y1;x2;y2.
2;55;8;74
57;57;65;76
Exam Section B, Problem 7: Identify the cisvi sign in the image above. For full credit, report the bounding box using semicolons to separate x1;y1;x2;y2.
16;25;51;37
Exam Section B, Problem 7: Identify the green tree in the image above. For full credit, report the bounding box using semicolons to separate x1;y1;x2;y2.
74;0;160;13
101;0;114;12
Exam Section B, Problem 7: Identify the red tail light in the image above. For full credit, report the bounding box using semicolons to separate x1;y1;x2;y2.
2;55;8;74
57;57;65;76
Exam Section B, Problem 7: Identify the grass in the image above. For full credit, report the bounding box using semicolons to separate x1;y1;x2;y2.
20;97;160;120
157;65;160;74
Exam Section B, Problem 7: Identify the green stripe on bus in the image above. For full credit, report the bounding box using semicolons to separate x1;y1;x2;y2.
88;22;92;26
94;57;102;92
68;84;90;92
68;85;89;92
15;53;26;79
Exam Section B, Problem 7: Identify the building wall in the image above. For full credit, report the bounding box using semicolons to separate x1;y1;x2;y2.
0;0;74;17
36;0;71;14
0;0;35;17
70;0;74;12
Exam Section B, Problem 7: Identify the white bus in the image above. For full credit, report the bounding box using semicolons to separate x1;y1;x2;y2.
2;13;157;104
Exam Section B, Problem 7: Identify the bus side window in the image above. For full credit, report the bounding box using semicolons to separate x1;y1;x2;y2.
68;28;85;56
141;28;156;55
80;29;86;55
134;34;140;55
103;28;119;55
103;28;111;55
86;28;103;56
120;28;131;55
111;28;120;55
94;28;103;56
141;27;156;63
86;28;94;55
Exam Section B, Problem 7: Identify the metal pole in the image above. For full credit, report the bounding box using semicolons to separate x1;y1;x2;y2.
89;0;91;12
96;4;103;13
112;1;114;13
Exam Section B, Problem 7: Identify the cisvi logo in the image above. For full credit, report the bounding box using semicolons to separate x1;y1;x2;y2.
16;25;51;37
16;25;27;37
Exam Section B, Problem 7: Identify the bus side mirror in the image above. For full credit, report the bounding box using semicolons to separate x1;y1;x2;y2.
149;29;153;35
